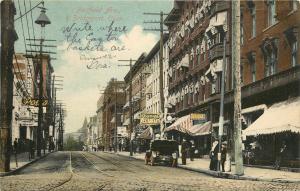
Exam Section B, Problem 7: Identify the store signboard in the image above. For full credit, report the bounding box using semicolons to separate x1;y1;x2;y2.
22;98;48;107
190;113;206;120
140;113;160;125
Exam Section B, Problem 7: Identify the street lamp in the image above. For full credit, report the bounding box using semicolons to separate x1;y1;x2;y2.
35;7;51;157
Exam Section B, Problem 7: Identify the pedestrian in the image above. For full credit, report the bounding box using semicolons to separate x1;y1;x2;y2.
274;141;287;170
25;139;31;160
13;138;18;168
181;139;189;165
30;140;35;159
190;140;195;161
221;143;227;172
172;150;179;167
209;141;218;171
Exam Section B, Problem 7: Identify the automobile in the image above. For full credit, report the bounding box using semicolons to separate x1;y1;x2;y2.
145;139;179;166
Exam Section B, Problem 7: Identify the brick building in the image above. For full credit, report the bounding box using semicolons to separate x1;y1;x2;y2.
163;0;299;167
164;0;231;156
101;78;126;151
239;0;300;167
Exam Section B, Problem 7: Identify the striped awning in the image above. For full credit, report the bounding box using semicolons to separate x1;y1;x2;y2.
188;121;212;136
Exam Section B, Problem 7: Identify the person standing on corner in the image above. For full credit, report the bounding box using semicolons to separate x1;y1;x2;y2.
13;138;18;168
190;140;195;161
181;139;188;165
221;142;227;172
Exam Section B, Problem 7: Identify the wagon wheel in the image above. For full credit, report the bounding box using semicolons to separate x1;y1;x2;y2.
150;156;155;166
144;157;148;165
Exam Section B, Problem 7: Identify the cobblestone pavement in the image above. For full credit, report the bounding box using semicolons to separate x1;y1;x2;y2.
0;151;299;191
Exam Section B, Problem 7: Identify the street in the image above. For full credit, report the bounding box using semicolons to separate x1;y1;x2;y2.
0;152;299;191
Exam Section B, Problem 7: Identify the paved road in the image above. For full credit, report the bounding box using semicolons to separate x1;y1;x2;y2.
0;151;299;191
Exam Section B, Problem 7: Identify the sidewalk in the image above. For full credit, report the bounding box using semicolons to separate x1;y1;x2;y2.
0;151;50;177
110;151;300;183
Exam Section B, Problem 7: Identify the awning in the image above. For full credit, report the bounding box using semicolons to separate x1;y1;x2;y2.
164;115;191;133
137;127;152;140
243;97;300;136
242;104;267;115
188;121;212;136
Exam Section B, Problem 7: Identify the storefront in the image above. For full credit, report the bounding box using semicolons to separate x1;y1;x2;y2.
243;97;300;167
164;113;211;158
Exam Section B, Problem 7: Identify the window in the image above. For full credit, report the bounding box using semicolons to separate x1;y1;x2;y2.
250;6;256;37
266;50;277;77
290;0;299;11
284;27;298;67
262;39;278;77
267;0;277;26
250;54;256;82
241;10;244;45
291;40;298;66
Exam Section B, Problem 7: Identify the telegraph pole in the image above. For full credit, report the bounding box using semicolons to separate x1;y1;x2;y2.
114;80;118;153
144;11;169;136
232;0;244;175
119;59;136;156
0;0;17;172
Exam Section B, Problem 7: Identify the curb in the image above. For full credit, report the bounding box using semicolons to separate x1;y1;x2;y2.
107;152;300;184
0;152;52;177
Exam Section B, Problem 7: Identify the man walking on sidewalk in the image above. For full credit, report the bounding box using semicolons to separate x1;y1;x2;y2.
181;139;189;165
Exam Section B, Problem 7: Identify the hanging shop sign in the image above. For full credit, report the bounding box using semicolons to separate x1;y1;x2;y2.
140;113;160;125
190;113;206;120
22;98;48;107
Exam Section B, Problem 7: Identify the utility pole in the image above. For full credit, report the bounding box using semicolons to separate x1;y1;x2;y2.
32;6;51;157
217;32;227;172
232;0;244;175
0;0;17;172
144;11;169;137
114;79;118;153
119;59;136;156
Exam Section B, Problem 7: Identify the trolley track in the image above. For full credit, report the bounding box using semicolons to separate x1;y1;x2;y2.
45;152;114;191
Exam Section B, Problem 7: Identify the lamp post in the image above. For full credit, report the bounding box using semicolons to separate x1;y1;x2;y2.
35;7;51;157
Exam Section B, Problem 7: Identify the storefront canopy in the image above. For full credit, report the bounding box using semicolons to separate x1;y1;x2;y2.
243;97;300;136
164;115;191;134
188;121;212;136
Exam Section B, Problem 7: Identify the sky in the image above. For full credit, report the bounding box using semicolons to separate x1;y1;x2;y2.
14;0;173;133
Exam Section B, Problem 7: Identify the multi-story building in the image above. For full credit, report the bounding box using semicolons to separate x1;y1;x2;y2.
144;34;169;137
239;0;300;166
12;53;37;142
123;53;152;151
164;0;299;166
86;115;98;151
101;78;126;150
164;0;230;155
96;95;104;148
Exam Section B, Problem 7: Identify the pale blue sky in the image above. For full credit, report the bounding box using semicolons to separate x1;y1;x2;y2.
14;0;173;133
